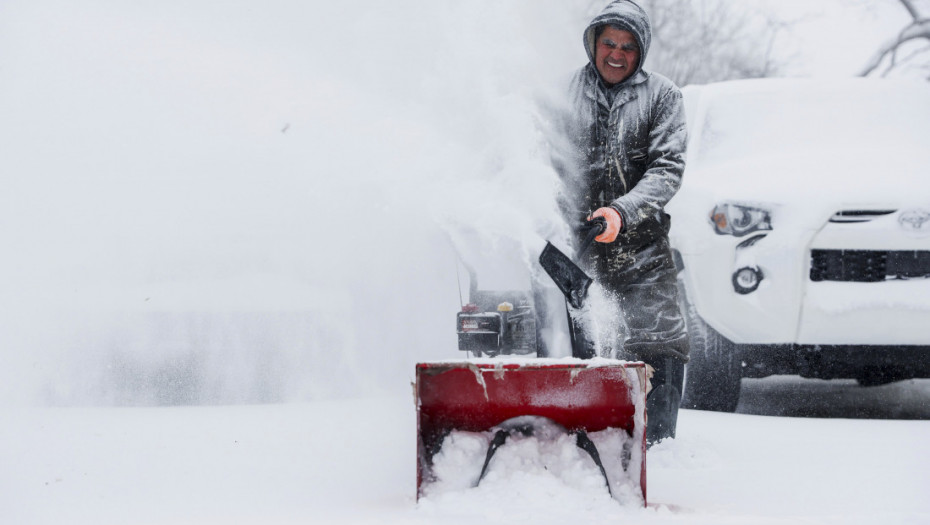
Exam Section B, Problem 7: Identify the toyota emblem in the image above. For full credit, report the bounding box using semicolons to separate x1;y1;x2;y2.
899;208;930;233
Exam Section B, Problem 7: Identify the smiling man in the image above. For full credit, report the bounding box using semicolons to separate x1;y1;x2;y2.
558;0;690;445
593;25;640;86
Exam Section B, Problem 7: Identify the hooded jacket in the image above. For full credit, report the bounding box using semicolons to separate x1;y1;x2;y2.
564;0;687;249
556;1;690;363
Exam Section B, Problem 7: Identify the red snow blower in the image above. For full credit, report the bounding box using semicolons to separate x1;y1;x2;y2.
416;218;649;505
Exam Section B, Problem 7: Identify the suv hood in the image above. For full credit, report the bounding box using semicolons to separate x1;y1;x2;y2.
683;148;927;209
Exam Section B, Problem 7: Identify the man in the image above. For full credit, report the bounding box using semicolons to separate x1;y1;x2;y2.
559;0;689;445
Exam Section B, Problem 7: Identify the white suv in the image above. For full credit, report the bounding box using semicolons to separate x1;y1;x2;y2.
668;78;930;411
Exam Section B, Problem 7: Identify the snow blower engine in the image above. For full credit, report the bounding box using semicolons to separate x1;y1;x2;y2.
456;217;604;359
456;285;538;357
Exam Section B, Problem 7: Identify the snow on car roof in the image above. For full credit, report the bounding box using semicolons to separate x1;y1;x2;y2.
687;78;930;168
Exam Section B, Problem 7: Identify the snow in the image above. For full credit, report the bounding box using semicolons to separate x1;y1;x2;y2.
687;78;930;176
0;0;585;406
3;387;930;524
1;0;930;523
423;356;636;368
422;418;641;506
421;425;640;518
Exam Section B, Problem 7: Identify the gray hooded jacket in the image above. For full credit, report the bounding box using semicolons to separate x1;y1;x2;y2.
564;0;687;248
557;0;690;362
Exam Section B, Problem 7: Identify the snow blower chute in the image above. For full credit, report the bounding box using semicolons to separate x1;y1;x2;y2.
416;218;649;505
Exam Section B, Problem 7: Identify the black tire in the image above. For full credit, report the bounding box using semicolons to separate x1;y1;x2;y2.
855;368;906;387
678;281;742;412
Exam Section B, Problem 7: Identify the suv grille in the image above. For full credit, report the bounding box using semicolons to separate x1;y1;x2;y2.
810;250;930;282
828;210;896;223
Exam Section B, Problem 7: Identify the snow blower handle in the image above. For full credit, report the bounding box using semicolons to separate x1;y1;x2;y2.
576;217;607;258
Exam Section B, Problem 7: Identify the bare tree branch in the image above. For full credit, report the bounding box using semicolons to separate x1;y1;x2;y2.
899;0;922;21
638;0;784;86
860;18;930;76
860;0;930;78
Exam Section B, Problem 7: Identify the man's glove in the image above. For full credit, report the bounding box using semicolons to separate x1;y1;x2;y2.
590;207;622;243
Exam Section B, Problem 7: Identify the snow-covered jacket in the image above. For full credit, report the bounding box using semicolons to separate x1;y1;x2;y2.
563;0;687;248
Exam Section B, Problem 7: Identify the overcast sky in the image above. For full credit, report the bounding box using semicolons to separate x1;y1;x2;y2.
757;0;921;77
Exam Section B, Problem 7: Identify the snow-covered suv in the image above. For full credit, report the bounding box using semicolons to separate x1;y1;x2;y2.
668;78;930;412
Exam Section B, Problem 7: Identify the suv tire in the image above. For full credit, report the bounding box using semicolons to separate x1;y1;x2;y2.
678;282;742;412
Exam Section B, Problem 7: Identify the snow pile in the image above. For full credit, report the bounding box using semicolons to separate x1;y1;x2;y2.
423;421;640;501
420;419;642;516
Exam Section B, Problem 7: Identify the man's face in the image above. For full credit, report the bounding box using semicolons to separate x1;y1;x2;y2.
594;27;640;86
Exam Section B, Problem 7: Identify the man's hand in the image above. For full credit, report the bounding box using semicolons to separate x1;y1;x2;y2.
590;207;622;243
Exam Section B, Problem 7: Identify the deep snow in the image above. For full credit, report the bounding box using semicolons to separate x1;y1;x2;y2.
2;0;930;523
3;381;930;524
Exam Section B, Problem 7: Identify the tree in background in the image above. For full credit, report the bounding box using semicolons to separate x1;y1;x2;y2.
644;0;784;86
859;0;930;79
581;0;784;87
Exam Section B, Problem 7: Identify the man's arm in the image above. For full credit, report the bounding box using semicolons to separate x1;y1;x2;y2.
610;86;687;232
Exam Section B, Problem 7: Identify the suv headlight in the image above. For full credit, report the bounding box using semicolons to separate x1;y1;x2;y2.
710;203;772;237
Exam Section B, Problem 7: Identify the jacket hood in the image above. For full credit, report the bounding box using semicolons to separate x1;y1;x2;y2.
583;0;651;77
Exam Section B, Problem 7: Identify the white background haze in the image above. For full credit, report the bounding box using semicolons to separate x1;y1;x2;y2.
1;1;928;523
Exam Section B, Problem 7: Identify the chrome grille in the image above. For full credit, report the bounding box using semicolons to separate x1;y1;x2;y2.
828;210;896;223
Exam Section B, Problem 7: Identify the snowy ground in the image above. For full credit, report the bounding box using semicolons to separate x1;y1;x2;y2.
2;2;929;524
4;377;930;525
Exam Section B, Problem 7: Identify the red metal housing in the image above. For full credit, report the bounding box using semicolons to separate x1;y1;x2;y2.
416;360;647;504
